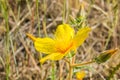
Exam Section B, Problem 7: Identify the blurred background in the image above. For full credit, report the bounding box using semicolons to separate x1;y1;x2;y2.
0;0;120;80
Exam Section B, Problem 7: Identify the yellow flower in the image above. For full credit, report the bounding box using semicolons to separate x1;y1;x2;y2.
27;24;91;63
76;71;86;80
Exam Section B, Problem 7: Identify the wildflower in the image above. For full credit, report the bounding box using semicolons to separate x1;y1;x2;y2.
27;24;91;63
94;48;118;64
76;71;86;80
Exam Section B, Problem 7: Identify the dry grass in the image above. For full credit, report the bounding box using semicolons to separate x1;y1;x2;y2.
0;0;120;80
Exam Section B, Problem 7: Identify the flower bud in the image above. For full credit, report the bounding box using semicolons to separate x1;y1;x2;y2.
94;48;118;64
76;71;86;80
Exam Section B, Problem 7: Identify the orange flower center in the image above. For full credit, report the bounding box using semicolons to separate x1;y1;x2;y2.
56;42;73;54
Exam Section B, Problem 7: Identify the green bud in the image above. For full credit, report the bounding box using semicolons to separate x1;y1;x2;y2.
94;48;118;64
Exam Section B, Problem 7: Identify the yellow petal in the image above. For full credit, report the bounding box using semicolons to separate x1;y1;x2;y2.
34;38;56;54
54;24;74;42
26;33;37;42
40;53;65;63
76;71;86;80
73;27;91;48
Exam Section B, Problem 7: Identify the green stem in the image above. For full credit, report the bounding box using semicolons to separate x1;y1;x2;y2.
71;61;95;67
43;0;47;37
63;0;66;23
51;61;56;80
69;64;73;80
0;1;10;80
36;0;41;37
68;52;74;80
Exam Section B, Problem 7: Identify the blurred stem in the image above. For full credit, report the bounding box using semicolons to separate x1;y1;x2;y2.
43;0;47;37
0;1;10;80
10;37;17;64
68;52;75;80
104;0;118;49
10;36;19;75
71;61;95;67
51;61;56;80
59;61;63;80
69;65;73;80
26;0;32;15
36;0;42;66
63;0;70;23
6;54;10;80
63;0;66;23
26;0;34;33
36;0;41;37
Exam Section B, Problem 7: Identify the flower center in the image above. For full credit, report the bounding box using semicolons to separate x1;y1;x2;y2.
56;42;73;54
